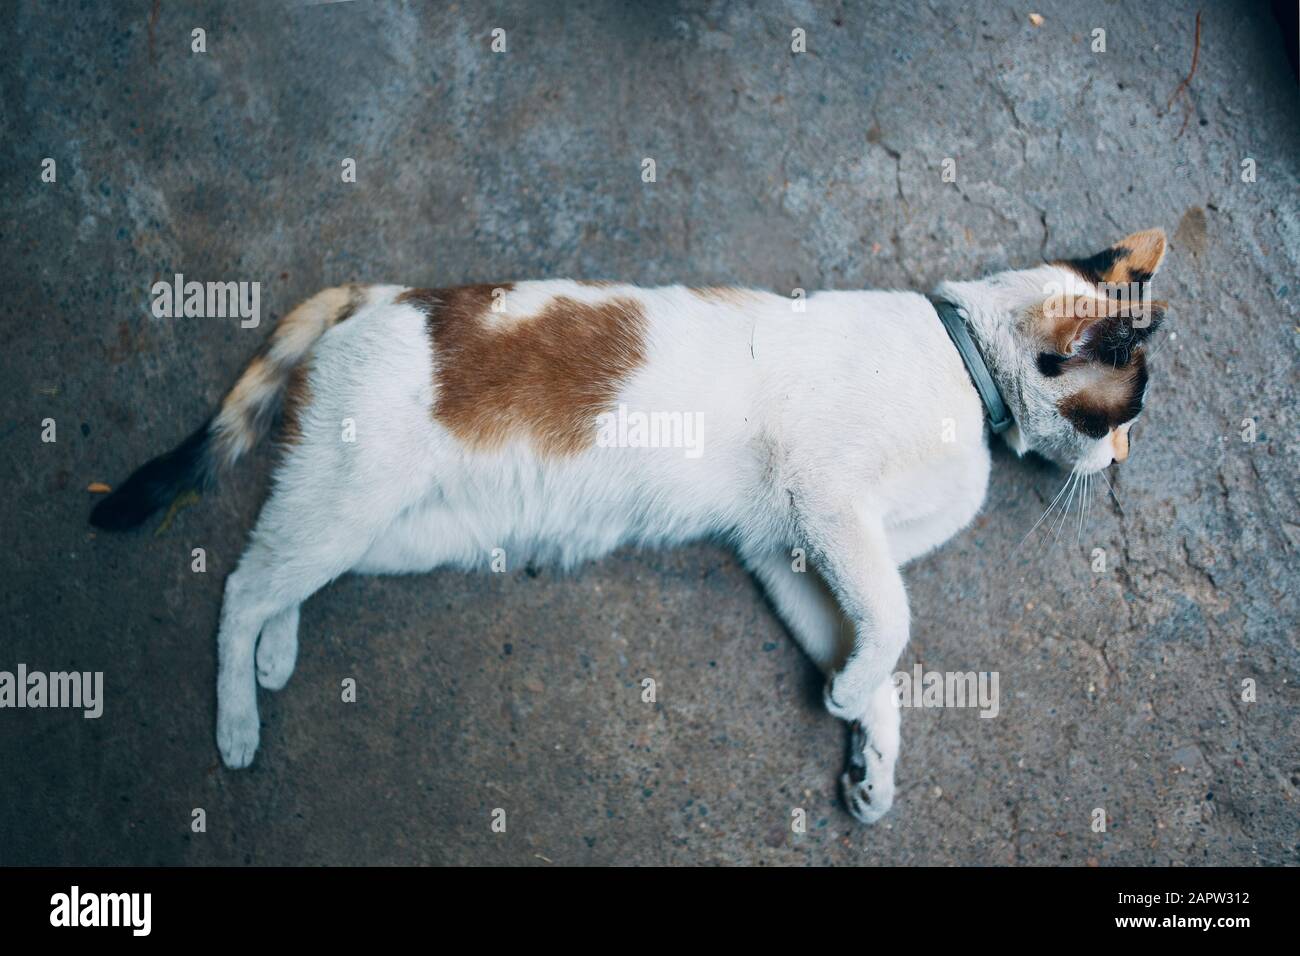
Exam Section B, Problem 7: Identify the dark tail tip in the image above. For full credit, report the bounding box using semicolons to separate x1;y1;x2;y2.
89;423;212;532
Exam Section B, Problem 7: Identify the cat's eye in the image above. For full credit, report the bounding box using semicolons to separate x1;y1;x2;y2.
1037;352;1067;377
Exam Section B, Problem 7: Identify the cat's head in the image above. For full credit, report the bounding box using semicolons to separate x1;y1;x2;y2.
939;229;1167;474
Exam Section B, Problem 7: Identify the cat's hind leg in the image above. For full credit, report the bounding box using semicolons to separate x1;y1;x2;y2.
254;501;455;699
217;466;427;767
216;524;367;768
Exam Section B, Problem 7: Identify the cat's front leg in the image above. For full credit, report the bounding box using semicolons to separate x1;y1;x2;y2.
803;504;910;823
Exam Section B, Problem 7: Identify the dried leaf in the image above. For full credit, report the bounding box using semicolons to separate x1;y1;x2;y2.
154;488;202;536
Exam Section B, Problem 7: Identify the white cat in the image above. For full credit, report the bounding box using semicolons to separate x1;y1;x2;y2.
92;229;1166;823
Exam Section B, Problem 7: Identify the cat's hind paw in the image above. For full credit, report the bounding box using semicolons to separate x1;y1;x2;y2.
217;706;259;769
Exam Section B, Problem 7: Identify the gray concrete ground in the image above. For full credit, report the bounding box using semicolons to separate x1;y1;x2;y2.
1;1;1297;866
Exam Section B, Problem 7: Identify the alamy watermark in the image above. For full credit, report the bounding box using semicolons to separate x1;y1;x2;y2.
150;273;260;328
595;403;704;459
0;664;103;718
1044;279;1157;327
892;665;999;718
50;886;150;936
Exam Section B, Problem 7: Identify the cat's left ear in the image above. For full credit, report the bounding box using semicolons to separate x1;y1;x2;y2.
1060;228;1167;285
1036;291;1165;364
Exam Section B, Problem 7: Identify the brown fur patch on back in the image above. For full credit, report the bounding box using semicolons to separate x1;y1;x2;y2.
689;286;757;305
399;285;648;455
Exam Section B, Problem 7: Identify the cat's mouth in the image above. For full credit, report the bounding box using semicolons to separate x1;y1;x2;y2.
1078;422;1134;475
1079;442;1116;475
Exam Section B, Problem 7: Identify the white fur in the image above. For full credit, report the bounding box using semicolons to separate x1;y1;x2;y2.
215;277;1051;823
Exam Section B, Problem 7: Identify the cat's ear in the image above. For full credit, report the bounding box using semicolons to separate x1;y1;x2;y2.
1036;291;1165;364
1059;228;1167;285
1038;293;1111;355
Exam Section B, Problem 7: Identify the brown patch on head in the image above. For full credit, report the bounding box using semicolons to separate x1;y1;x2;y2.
1057;353;1149;439
1056;228;1167;286
689;286;757;306
399;285;647;455
280;363;312;445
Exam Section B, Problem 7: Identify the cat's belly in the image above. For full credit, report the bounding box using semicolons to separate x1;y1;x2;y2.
352;452;744;575
354;493;647;574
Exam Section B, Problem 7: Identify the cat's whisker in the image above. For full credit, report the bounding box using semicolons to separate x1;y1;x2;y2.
1017;470;1075;551
1074;473;1083;543
1049;470;1081;549
1017;478;1067;550
1098;465;1125;517
1046;477;1069;547
1050;470;1081;554
1089;473;1097;532
1059;470;1085;546
1076;476;1086;541
1070;472;1088;545
1076;473;1090;543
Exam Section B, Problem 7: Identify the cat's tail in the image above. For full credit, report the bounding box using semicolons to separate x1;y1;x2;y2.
90;285;365;531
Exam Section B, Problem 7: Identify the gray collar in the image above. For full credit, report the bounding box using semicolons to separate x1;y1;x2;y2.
928;296;1014;434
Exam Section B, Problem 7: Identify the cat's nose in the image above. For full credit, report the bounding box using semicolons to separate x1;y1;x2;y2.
1111;425;1131;463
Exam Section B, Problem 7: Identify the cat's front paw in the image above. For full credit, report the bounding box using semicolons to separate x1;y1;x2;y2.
217;705;260;769
841;721;896;824
842;768;894;824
